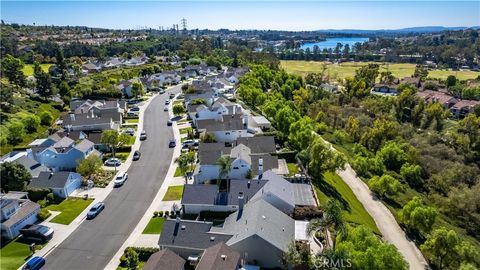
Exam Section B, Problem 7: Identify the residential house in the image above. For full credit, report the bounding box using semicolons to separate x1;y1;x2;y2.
103;57;124;69
371;83;398;95
249;115;271;131
0;193;40;240
184;90;218;107
210;199;295;268
30;137;100;171
196;114;252;143
117;80;134;97
450;100;480;119
0;151;49;177
188;97;243;126
63;112;120;132
82;62;101;74
416;90;459;109
159;219;233;259
196;242;240;270
28;171;82;198
143;248;185;270
400;77;421;88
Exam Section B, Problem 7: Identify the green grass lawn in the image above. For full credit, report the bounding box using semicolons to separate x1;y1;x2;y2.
142;217;165;234
179;127;193;134
0;239;32;270
46;198;94;225
162;185;184;201
174;166;183;177
178;119;190;124
287;163;299;176
124;118;139;124
21;63;53;76
280;60;479;81
314;171;380;235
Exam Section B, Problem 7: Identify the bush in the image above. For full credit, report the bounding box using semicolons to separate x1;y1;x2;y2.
27;188;51;202
123;247;159;262
22;115;41;133
158;211;164;217
37;208;51;221
173;104;185;115
164;211;169;217
39;111;54;126
46;192;55;202
153;211;159;217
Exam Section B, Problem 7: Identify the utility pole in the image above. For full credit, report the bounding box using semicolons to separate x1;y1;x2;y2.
181;18;187;32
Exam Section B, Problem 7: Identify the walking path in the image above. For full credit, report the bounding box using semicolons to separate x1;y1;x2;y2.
26;94;157;263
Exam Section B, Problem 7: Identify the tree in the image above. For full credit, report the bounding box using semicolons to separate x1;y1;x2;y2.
175;151;195;183
172;104;185;115
446;75;457;88
275;105;300;138
400;163;423;188
1;54;26;86
413;65;428;79
400;196;437;234
282;241;304;268
131;82;144;98
308;200;346;249
1;162;31;192
216;155;232;181
124;247;139;270
360;119;399;152
76;155;103;178
101;130;130;157
336;226;408;270
200;132;216;143
288;116;315;150
421;227;478;270
22;115;40;133
58;80;71;102
307;137;346;178
377;141;409;172
424;102;448;131
368;174;403;197
34;62;54;100
7;121;25;144
39;111;54;126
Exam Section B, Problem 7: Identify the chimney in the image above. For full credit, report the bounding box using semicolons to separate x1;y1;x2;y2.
258;158;263;178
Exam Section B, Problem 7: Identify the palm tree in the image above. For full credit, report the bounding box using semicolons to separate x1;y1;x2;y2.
307;200;347;250
216;155;232;189
175;152;195;184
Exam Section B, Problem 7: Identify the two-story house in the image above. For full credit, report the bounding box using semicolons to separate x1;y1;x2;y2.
0;193;40;240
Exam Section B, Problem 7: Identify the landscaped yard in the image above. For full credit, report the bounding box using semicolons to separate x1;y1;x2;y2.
46;198;94;225
117;261;145;270
0;239;33;270
314;171;380;235
21;63;53;76
280;60;480;81
287;163;299;176
142;217;165;234
91;170;115;187
174;166;183;177
179;127;193;134
124;118;139;124
162;185;184;201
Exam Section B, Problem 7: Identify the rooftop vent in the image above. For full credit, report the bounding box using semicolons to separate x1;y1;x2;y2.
221;254;227;261
181;225;186;230
210;236;215;241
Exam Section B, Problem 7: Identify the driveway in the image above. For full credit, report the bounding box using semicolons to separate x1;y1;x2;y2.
42;86;181;270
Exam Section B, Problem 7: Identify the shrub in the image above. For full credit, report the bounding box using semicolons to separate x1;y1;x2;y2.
22;115;41;133
158;211;164;217
37;208;51;221
27;188;51;202
123;247;159;262
173;104;185;115
46;192;54;202
39;111;54;126
153;211;159;217
164;211;169;217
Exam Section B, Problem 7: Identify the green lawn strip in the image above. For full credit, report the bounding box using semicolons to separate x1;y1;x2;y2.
162;185;184;201
178;119;190;124
21;63;52;76
0;239;33;270
117;261;145;270
174;166;183;177
46;198;94;225
142;217;165;234
314;171;380;235
179;127;192;134
125;118;139;124
287;163;299;176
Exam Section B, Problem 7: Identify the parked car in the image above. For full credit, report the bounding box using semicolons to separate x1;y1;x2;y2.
130;106;140;112
104;158;121;167
20;225;54;243
159;89;165;94
87;202;105;219
167;120;172;126
169;93;175;99
127;111;139;117
114;171;128;187
164;106;169;112
169;139;176;148
182;139;199;148
140;130;147;140
132;150;141;161
165;100;170;105
127;99;138;105
124;128;135;136
22;256;45;270
177;94;184;99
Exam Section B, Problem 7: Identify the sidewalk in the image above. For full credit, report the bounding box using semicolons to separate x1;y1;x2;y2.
104;90;185;269
28;94;157;263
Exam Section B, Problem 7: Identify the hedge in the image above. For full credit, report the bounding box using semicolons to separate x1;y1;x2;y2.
122;247;159;262
27;188;51;202
37;208;51;221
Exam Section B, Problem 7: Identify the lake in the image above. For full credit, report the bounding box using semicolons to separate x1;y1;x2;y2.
300;37;369;51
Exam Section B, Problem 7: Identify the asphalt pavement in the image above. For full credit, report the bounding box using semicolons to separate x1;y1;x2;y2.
43;85;181;270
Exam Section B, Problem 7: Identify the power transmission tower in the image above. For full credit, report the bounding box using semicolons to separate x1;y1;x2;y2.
181;18;187;31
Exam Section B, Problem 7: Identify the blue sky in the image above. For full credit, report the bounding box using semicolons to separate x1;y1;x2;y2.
1;1;479;30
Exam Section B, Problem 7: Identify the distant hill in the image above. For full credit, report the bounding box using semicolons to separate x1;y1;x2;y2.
315;26;480;34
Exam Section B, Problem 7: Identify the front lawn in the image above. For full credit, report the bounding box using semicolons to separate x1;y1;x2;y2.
0;239;32;270
173;166;183;177
46;198;94;225
124;118;139;124
179;127;193;134
142;217;165;234
162;185;184;201
314;171;380;235
287;163;299;176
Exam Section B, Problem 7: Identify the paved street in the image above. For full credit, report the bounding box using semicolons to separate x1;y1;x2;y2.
43;85;181;270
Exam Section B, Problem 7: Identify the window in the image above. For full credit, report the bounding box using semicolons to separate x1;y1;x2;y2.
233;167;239;170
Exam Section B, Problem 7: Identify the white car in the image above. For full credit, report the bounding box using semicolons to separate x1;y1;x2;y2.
140;130;147;140
114;172;128;187
104;158;121;167
124;128;135;136
164;106;169;111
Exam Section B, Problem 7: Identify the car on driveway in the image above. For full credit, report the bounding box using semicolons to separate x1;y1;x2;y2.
20;224;54;243
167;120;172;126
87;202;105;219
182;139;199;149
140;130;147;140
114;171;128;187
130;106;140;112
132;150;141;161
124;128;135;136
104;158;121;167
127;111;139;117
169;139;176;148
22;256;45;270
